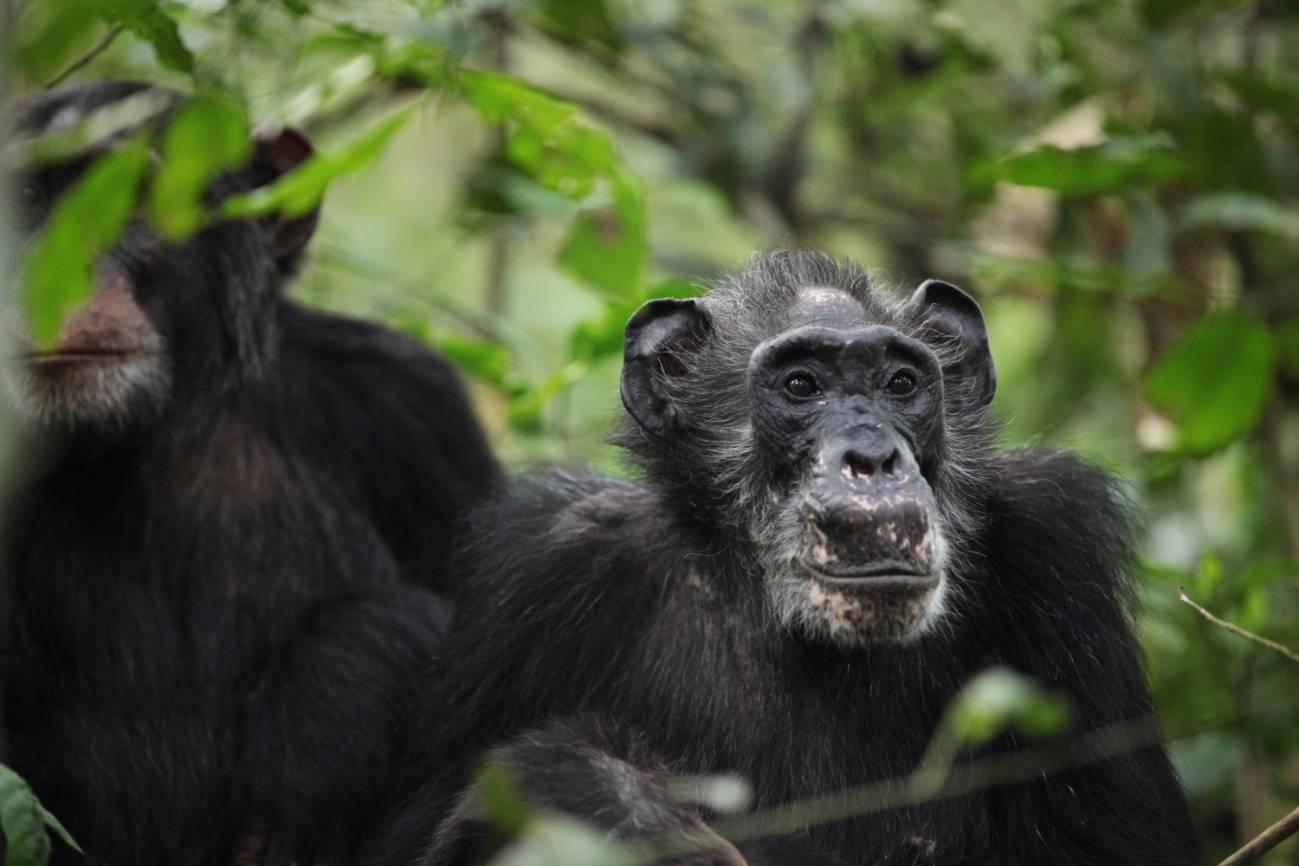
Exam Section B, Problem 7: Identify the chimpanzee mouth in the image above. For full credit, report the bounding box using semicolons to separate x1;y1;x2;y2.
25;348;149;366
799;559;937;588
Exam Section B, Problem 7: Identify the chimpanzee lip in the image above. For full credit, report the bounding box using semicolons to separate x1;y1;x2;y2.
25;348;148;365
800;559;937;589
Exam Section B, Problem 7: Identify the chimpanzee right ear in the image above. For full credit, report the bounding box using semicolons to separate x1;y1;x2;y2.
252;128;319;266
620;298;712;438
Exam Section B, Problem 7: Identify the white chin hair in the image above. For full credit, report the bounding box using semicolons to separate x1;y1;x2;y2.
5;355;172;432
767;567;951;648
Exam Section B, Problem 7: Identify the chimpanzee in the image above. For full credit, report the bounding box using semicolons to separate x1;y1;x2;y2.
368;251;1200;866
0;82;499;866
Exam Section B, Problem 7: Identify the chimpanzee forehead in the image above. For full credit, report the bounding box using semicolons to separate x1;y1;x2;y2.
786;286;870;329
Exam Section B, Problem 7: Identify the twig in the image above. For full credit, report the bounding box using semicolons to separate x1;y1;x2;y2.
1178;587;1299;863
1219;804;1299;866
1177;587;1299;667
47;24;124;88
712;716;1163;845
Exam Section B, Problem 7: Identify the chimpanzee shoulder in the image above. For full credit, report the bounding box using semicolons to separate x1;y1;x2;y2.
275;302;501;593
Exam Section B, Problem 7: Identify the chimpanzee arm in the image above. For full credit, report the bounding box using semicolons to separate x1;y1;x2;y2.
428;719;866;866
237;587;449;863
428;719;735;866
968;451;1200;866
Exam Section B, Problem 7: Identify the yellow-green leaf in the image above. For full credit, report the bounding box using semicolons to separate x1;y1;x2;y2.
150;92;251;239
220;106;416;221
21;138;151;348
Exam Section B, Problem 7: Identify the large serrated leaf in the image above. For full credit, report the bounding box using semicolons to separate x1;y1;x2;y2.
150;92;251;239
21;138;151;348
1145;312;1277;455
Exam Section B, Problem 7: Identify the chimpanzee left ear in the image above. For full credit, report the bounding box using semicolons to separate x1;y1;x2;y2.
907;279;996;408
621;298;712;438
252;128;319;265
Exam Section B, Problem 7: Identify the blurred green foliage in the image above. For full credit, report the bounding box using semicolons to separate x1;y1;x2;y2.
4;0;1299;862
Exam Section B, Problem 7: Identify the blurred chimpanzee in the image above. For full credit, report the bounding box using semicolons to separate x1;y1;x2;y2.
0;82;499;866
369;251;1200;866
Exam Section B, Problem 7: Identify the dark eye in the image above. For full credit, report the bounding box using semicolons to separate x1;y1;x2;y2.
886;370;917;396
783;372;820;399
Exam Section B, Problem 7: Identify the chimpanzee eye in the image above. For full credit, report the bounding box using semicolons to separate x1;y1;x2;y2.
783;372;820;399
885;370;917;396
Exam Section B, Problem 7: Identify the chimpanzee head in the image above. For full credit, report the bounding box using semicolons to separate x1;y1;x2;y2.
621;251;997;646
7;81;318;440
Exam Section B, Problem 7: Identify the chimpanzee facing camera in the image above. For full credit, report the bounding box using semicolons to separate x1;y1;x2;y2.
369;251;1200;866
0;82;499;866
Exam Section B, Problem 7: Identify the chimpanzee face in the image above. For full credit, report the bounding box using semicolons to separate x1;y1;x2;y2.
746;288;954;645
621;261;995;648
7;84;316;439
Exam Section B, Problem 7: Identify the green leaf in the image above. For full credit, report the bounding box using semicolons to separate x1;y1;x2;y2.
433;333;515;390
1177;194;1299;241
491;814;636;866
1145;312;1277;455
507;364;587;433
21;138;152;348
568;302;636;362
119;7;194;73
555;181;646;298
985;136;1186;196
556;178;646;298
946;668;1071;745
458;69;648;297
220;106;416;221
15;0;149;80
149;92;251;239
460;69;619;199
1;764;80;866
476;762;530;836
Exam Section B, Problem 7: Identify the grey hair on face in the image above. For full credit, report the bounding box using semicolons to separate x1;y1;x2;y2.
751;472;961;647
5;352;172;435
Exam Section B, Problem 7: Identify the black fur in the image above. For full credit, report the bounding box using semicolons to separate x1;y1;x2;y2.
0;83;500;866
371;252;1198;866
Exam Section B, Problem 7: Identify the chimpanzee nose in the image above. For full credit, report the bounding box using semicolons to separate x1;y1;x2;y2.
842;443;902;481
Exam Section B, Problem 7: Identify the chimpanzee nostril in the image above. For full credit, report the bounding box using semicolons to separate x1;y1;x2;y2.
843;449;869;479
842;444;904;481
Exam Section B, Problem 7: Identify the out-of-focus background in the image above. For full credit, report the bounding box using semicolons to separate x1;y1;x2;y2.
5;0;1299;861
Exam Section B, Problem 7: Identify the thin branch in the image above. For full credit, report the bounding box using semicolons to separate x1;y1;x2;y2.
1177;588;1299;863
1219;804;1299;866
1177;587;1299;667
712;716;1163;846
47;25;125;88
